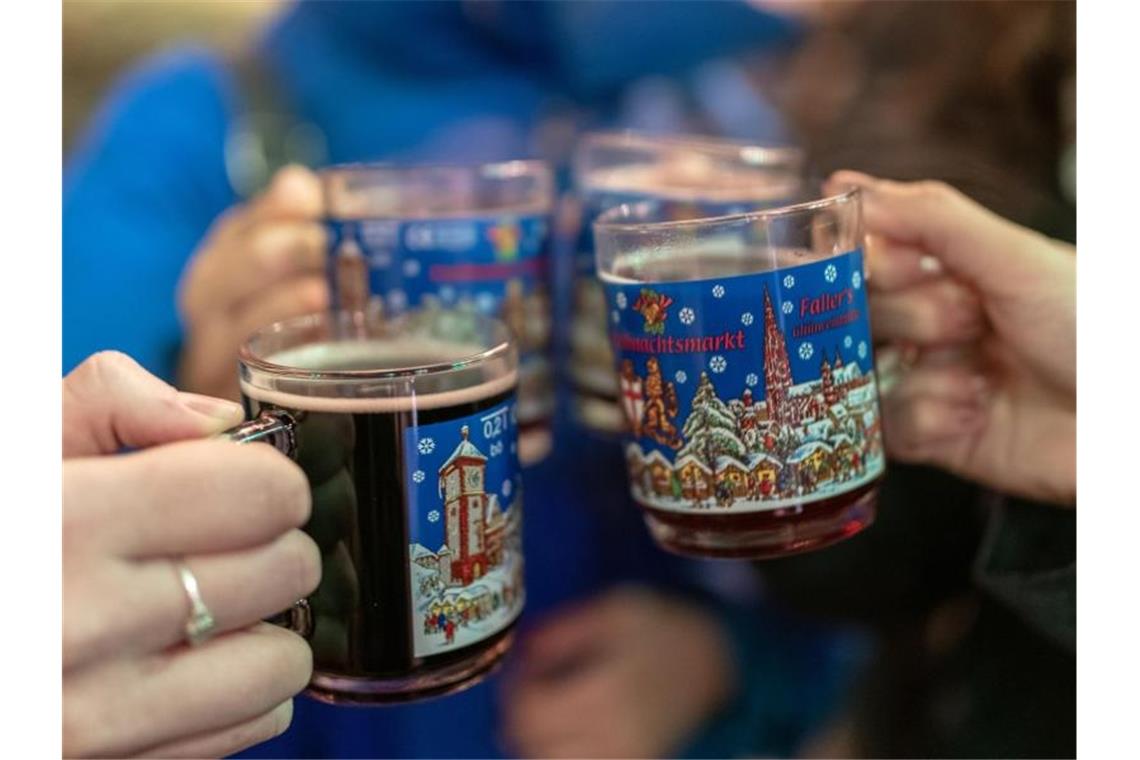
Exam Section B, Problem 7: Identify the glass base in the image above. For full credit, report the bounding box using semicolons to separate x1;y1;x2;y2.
642;486;878;560
304;632;514;706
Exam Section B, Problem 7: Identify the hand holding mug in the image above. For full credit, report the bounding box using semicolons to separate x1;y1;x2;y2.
825;171;1076;504
177;165;329;400
63;352;321;758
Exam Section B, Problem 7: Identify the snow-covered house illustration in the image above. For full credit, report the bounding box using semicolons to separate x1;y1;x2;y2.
746;452;783;495
789;440;834;481
675;452;713;501
715;455;750;498
644;449;674;496
438;425;497;586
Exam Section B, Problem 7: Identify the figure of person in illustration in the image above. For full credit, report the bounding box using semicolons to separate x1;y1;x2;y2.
619;359;645;436
445;617;457;645
642;357;681;449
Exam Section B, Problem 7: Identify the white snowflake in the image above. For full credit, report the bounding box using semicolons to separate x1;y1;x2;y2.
852;270;863;289
858;341;868;359
402;258;421;278
711;284;726;299
417;437;435;455
412;470;426;483
781;301;794;315
611;309;620;324
439;285;456;303
741;312;754;326
745;373;759;388
783;274;795;289
824;264;838;283
844;335;853;349
388;289;407;311
615;291;628;309
675;370;688;384
427;510;441;523
798;342;814;361
501;480;512;498
679;307;696;325
709;355;727;373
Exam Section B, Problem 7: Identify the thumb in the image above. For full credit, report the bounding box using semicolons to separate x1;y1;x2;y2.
248;164;323;222
63;352;244;458
824;171;1048;297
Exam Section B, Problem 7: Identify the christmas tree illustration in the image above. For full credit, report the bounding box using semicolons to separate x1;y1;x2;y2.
677;372;747;506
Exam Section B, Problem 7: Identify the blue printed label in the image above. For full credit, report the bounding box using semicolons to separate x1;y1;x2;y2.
330;216;553;421
404;398;524;657
601;250;885;512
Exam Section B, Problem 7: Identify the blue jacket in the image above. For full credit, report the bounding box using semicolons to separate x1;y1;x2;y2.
64;3;859;757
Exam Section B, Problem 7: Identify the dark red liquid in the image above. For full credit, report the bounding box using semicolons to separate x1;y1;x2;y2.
636;479;880;559
244;386;517;704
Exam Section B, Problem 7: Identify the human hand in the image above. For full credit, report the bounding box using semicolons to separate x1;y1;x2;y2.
63;352;321;758
177;165;328;400
825;171;1076;505
500;586;735;759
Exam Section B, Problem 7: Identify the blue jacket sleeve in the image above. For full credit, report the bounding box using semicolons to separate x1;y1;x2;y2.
63;48;238;381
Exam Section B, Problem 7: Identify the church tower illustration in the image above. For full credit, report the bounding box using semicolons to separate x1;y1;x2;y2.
762;287;794;424
438;426;489;585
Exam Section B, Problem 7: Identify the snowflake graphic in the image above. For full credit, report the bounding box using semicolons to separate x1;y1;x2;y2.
709;355;727;373
679;307;696;325
611;309;620;324
412;470;426;483
798;342;814;361
712;284;726;299
427;510;441;523
782;301;794;315
858;341;868;359
402;258;421;278
844;335;853;349
745;373;759;388
417;438;435;455
470;292;495;315
501;480;512;498
852;270;863;289
388;289;408;311
741;312;754;326
824;264;838;283
783;274;795;289
615;291;628;309
675;370;688;384
439;285;456;303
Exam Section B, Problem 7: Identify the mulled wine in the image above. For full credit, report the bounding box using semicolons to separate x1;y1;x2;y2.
595;190;884;559
235;312;524;703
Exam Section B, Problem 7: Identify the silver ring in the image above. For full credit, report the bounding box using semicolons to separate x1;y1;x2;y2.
176;561;216;646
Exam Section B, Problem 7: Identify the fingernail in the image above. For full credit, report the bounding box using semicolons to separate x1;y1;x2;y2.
919;255;943;275
179;392;244;422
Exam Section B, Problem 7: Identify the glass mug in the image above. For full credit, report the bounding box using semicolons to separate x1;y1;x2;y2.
321;161;556;465
594;186;885;559
568;131;804;436
227;309;525;703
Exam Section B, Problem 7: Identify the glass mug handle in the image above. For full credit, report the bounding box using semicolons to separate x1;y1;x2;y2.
223;410;313;639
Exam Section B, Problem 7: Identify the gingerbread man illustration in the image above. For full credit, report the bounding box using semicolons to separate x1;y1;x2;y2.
642;357;681;449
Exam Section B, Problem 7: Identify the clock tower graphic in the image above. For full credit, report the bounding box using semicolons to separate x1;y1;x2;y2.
438;425;501;586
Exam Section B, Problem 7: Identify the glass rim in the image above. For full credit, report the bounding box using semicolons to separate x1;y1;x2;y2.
238;310;514;382
593;185;861;234
319;158;553;184
576;130;804;167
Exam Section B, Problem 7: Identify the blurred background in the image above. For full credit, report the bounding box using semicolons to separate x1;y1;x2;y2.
63;2;1075;758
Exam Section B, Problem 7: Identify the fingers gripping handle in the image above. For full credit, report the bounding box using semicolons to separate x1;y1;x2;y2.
224;410;313;638
224;410;298;458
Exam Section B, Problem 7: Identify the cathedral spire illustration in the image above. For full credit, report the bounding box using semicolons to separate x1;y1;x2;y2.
762;287;794;424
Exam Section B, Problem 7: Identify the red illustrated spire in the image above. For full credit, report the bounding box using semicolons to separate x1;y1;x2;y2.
762;287;794;424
